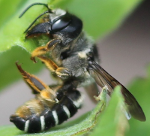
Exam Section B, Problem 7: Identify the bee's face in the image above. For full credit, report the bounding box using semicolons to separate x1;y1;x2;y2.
26;8;83;45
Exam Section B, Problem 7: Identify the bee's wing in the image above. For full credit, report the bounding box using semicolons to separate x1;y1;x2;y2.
88;61;146;121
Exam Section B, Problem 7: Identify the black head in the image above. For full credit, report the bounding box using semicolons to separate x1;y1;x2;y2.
20;3;83;41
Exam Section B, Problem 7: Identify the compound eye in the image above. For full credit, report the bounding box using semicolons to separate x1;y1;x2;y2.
52;13;72;32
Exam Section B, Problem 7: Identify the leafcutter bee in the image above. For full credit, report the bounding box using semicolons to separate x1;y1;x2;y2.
10;3;146;133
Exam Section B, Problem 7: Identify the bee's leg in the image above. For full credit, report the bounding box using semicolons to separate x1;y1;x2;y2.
16;62;58;103
37;56;71;78
31;38;61;61
92;86;108;121
30;38;70;78
94;86;108;102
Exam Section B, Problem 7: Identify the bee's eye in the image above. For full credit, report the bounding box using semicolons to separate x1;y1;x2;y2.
51;13;72;32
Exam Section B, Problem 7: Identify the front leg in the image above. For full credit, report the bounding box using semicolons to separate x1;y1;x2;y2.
31;38;61;61
31;38;71;78
38;56;71;78
16;62;58;103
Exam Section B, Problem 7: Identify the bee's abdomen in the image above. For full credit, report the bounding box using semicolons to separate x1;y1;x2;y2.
10;90;82;133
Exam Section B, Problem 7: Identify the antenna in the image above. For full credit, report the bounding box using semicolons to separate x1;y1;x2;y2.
24;11;49;33
19;3;52;33
19;3;52;18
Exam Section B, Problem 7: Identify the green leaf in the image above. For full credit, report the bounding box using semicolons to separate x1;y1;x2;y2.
126;65;150;136
0;86;128;136
0;0;25;27
91;86;128;136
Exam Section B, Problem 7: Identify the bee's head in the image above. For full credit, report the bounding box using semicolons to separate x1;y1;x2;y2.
20;3;83;43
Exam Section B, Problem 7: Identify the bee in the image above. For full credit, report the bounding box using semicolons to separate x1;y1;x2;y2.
10;3;146;133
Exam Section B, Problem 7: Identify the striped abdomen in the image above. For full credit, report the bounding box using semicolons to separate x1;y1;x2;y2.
10;90;83;133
